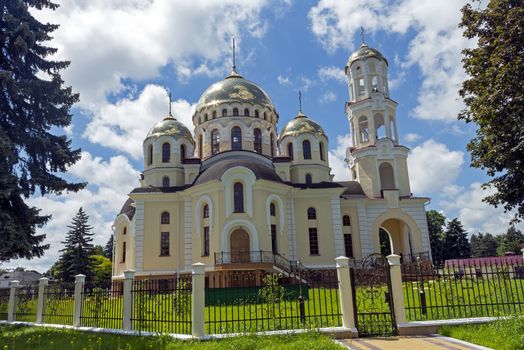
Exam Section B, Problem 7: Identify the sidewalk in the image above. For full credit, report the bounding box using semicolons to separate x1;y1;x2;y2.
336;335;492;350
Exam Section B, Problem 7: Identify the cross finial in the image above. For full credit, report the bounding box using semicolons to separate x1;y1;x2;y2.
360;27;365;45
168;90;172;116
232;37;237;72
298;90;302;113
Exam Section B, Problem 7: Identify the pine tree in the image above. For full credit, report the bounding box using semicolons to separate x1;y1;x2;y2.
426;210;446;266
443;218;471;260
57;208;95;282
103;235;114;261
503;226;524;254
0;0;84;261
470;233;499;257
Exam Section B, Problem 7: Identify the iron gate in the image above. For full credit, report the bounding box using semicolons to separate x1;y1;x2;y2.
350;254;397;336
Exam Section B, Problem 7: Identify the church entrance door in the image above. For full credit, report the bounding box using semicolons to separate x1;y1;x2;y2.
230;229;250;263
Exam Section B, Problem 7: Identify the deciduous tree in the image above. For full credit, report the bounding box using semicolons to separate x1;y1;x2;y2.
426;210;446;266
470;233;499;257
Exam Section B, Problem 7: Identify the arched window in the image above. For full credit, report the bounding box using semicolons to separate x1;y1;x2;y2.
319;142;325;161
162;176;170;188
204;114;208;122
161;211;170;224
343;215;351;226
244;108;249;116
198;135;203;158
147;144;153;165
307;207;316;220
358;77;365;95
212;111;217;119
203;204;209;218
255;110;259;118
231;126;242;150
379;163;396;191
270;203;276;216
162;143;170;162
222;109;227;117
359;116;369;142
287;143;294;160
123;227;127;235
374;114;385;139
263;112;267;120
180;144;186;161
233;182;244;213
233;108;239;116
302;140;311;160
270;134;275;157
253;128;262;154
305;174;312;185
211;129;220;155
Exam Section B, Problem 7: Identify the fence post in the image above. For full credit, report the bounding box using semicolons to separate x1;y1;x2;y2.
36;277;49;324
7;280;19;322
191;262;206;338
521;248;524;260
122;270;135;331
73;274;86;327
387;254;406;323
335;256;357;333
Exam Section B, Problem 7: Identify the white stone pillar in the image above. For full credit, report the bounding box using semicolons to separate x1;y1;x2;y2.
191;263;205;338
73;274;86;327
387;254;406;323
7;280;19;322
335;257;357;334
122;270;135;331
36;277;49;324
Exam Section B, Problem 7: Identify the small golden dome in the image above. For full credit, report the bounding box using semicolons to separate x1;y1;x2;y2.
346;44;388;68
279;112;327;141
145;115;194;144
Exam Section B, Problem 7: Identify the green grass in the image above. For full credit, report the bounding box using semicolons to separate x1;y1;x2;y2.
440;316;524;350
0;324;345;350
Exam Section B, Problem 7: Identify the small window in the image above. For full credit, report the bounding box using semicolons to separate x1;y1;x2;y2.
287;143;294;160
203;204;209;218
162;176;170;188
302;140;311;160
160;232;170;256
244;108;249;116
222;109;227;117
198;135;203;158
319;142;325;161
123;227;127;235
309;228;319;255
233;108;239;116
231;126;242;150
344;234;353;258
305;174;312;185
307;207;316;220
343;215;351;226
122;241;126;262
180;144;186;161
212;111;217;119
211;129;220;155
270;203;276;216
254;128;262;154
203;226;210;256
270;134;275;157
147;144;153;165
263;112;267;120
233;182;244;213
162;143;170;162
161;211;170;224
255;110;259;118
204;114;208;122
271;224;278;254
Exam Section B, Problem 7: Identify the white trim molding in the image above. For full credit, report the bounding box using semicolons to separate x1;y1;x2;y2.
265;194;285;235
221;166;256;218
221;219;260;252
195;195;214;237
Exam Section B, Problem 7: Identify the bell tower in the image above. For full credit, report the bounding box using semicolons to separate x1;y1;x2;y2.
345;38;412;198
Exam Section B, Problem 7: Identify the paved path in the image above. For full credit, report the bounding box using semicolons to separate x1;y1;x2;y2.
336;335;491;350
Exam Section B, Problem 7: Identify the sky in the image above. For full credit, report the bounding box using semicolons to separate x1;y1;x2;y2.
3;0;522;272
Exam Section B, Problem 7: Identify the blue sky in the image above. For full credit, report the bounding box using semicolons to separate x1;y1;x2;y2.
4;0;521;272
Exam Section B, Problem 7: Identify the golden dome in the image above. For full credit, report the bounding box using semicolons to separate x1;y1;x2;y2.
346;44;388;68
279;112;327;141
196;72;274;112
145;115;194;144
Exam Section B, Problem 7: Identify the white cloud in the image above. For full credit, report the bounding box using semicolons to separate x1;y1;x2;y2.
404;133;421;143
2;152;139;272
277;75;291;86
308;0;473;122
32;0;275;108
320;91;337;104
328;134;352;181
84;84;196;159
439;182;524;235
318;66;346;84
408;139;464;195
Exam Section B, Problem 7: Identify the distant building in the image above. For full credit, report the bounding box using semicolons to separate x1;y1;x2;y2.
0;270;42;289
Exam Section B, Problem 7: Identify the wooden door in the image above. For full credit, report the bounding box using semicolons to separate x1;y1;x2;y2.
230;229;250;263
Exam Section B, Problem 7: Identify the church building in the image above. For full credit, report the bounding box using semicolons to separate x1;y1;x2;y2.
112;42;431;283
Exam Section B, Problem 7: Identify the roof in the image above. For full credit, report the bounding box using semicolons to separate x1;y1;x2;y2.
196;72;274;112
279;112;326;141
346;44;388;68
291;182;344;190
118;198;136;220
145;116;194;144
445;255;523;268
337;181;368;198
193;151;282;186
130;185;191;194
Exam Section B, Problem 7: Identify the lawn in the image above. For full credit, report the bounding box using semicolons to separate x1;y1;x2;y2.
0;324;345;350
440;316;524;350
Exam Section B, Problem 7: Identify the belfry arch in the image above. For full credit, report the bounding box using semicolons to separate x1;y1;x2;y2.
371;211;424;257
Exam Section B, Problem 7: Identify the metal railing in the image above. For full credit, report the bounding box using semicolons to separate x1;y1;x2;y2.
80;281;123;329
0;289;9;320
43;281;75;325
14;283;39;322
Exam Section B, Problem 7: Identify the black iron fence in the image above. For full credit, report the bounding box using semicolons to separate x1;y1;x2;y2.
43;282;75;325
204;269;341;334
131;276;192;334
80;281;123;329
0;289;9;320
14;283;39;322
402;257;524;321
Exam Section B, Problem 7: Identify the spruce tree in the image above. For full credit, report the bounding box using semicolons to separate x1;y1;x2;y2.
103;235;113;261
503;226;524;254
57;208;94;282
443;218;471;260
426;210;446;266
0;0;84;261
470;233;499;257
